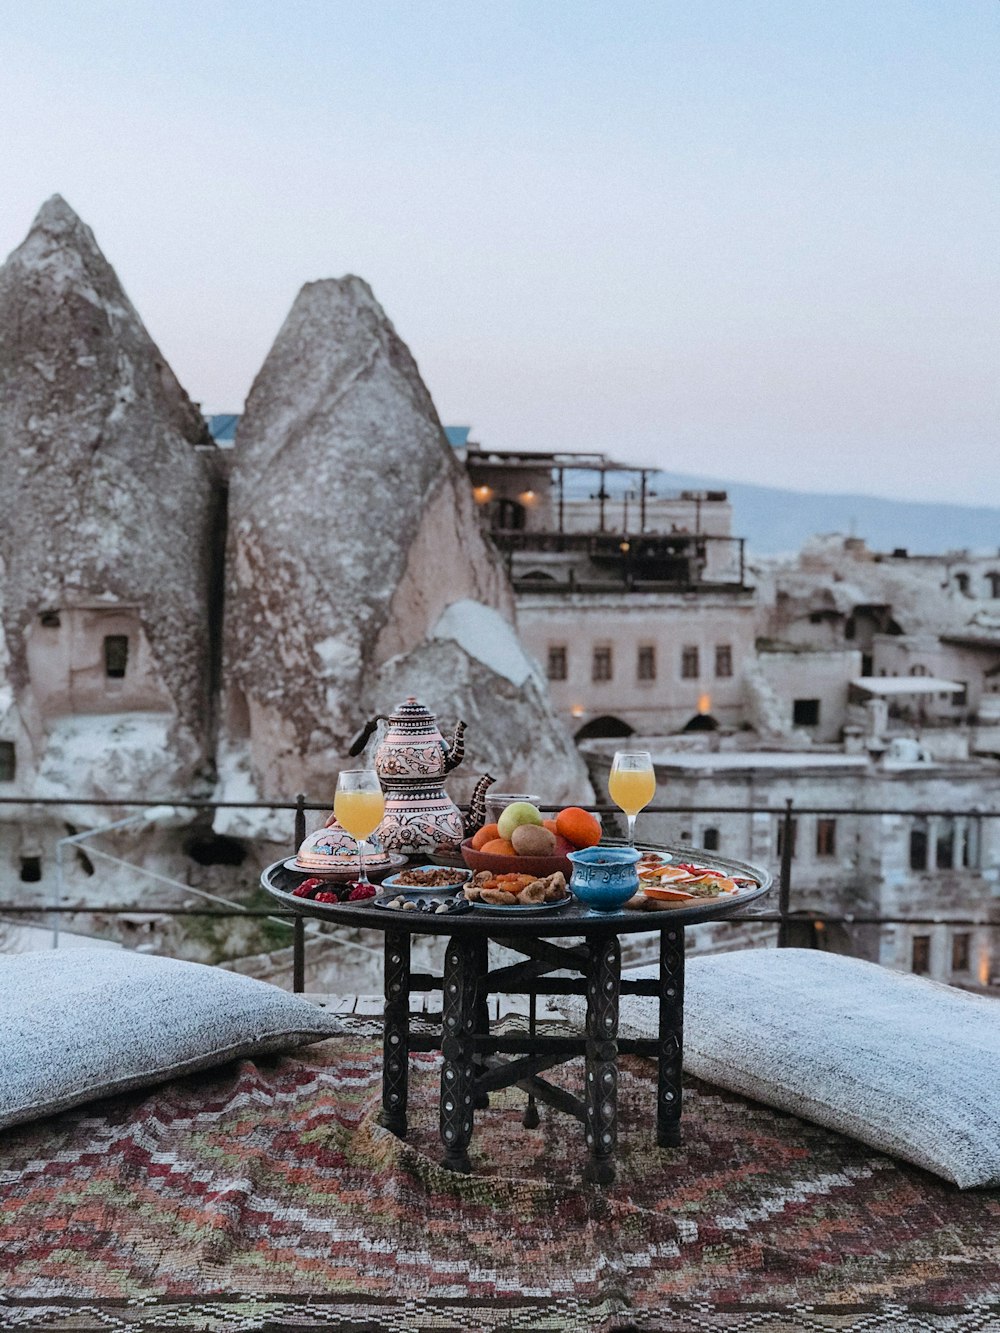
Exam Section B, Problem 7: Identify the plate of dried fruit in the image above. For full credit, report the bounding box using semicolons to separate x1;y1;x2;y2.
463;869;572;912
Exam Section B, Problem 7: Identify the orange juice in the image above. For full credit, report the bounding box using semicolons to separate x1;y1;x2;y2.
334;789;385;840
608;767;655;816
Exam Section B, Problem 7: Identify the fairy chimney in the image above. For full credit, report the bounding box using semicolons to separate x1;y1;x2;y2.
220;276;589;813
0;196;216;795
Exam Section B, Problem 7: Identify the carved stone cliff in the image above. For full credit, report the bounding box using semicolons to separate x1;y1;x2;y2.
0;196;216;794
220;276;589;816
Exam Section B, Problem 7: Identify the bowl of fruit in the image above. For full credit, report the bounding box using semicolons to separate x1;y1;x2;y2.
461;801;603;880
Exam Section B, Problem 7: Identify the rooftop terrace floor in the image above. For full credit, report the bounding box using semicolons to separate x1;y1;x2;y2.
1;1000;996;1332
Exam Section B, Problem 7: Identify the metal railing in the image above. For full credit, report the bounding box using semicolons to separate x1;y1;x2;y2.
1;794;996;992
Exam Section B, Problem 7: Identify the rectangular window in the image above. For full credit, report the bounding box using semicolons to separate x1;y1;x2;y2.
637;645;656;681
681;646;699;679
793;698;820;726
592;646;612;683
951;932;971;974
702;827;719;852
546;645;567;681
715;644;732;678
816;818;837;858
936;824;954;870
911;935;931;975
909;826;928;871
104;635;129;679
776;817;798;860
0;741;15;783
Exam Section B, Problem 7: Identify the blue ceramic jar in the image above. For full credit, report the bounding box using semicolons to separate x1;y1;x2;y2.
567;845;641;912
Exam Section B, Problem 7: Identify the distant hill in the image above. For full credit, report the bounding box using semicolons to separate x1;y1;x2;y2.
569;468;1000;557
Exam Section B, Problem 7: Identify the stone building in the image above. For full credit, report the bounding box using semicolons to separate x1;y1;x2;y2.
755;535;1000;733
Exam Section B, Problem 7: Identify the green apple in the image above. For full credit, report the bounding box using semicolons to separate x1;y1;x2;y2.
497;801;543;841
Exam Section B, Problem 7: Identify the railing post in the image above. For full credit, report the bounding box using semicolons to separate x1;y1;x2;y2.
293;916;305;993
777;798;794;948
294;792;306;850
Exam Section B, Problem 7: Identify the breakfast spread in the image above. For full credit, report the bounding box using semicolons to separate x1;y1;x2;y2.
280;788;763;918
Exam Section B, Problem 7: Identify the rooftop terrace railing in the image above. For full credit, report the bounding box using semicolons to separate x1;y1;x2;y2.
1;795;996;992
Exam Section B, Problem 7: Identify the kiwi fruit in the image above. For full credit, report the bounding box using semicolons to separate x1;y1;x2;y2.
511;823;557;856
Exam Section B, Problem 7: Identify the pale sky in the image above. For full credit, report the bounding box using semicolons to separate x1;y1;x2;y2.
1;0;997;505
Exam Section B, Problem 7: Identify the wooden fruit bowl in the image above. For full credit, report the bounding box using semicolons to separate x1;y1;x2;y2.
460;837;573;881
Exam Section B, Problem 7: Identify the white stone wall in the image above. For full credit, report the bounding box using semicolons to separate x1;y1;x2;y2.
517;590;756;735
755;649;862;742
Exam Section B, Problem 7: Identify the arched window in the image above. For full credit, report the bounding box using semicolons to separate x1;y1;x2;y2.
573;715;634;741
682;712;719;732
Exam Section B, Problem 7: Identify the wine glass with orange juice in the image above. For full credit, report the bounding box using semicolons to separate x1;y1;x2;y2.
608;751;655;847
334;770;385;886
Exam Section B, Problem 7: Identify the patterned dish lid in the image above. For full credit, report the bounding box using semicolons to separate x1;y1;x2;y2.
294;823;393;871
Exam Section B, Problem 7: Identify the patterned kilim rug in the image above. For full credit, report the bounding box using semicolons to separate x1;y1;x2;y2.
0;1015;997;1332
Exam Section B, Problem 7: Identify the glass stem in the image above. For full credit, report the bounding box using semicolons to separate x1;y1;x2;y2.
626;813;637;847
357;838;369;885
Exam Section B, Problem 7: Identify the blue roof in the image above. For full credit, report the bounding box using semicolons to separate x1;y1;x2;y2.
206;413;240;444
443;425;471;448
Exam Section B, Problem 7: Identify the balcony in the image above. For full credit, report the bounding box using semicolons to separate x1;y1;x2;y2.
489;529;749;594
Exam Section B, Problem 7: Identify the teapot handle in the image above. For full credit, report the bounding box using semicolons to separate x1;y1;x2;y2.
348;715;387;758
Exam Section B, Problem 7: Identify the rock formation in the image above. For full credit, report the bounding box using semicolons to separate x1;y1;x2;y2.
0;196;216;796
220;277;589;817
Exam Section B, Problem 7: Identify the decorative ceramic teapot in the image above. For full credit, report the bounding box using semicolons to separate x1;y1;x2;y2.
349;696;488;855
350;696;466;781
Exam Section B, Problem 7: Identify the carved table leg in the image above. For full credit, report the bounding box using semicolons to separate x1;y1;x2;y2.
473;936;490;1110
657;924;685;1148
440;935;477;1173
584;931;620;1186
379;930;410;1136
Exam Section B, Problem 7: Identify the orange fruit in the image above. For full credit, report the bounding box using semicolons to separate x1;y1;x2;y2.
479;837;516;856
555;807;602;849
471;822;501;850
542;819;559;835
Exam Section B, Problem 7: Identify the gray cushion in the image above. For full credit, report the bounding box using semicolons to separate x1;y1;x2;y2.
561;948;1000;1188
0;949;342;1131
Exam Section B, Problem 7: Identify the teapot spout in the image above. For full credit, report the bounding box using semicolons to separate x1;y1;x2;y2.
463;773;496;837
442;719;467;773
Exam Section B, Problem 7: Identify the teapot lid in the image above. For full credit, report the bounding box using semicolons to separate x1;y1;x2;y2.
389;695;437;725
